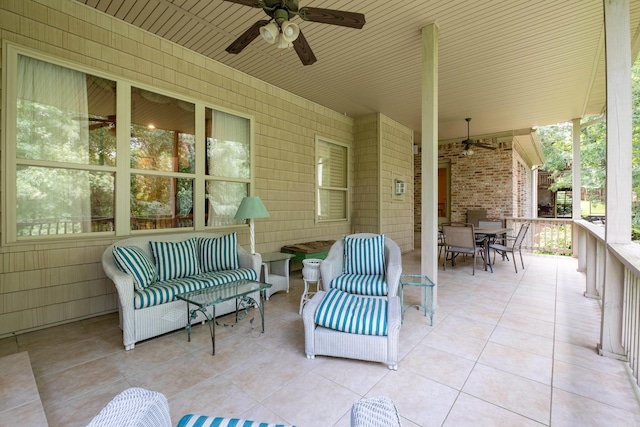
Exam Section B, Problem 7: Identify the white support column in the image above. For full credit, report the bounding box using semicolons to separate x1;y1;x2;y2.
600;0;632;359
572;118;582;259
421;24;439;307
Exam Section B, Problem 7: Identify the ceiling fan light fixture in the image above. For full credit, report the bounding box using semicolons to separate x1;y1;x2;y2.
259;22;279;44
276;37;293;49
281;20;300;43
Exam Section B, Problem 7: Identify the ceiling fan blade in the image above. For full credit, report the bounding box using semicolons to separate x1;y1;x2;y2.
222;0;264;8
293;30;317;66
474;143;497;150
298;7;366;29
226;20;270;54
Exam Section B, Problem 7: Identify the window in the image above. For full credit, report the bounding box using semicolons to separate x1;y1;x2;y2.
5;46;253;242
14;55;117;237
316;136;349;222
204;108;251;227
129;87;195;230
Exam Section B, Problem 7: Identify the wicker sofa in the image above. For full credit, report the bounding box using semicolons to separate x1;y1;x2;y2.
102;232;261;350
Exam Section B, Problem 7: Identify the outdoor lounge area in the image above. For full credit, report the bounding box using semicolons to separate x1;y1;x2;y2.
2;247;640;426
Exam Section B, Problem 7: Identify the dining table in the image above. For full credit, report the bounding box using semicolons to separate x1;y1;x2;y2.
474;227;512;273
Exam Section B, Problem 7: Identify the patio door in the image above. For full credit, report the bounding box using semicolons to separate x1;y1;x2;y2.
438;162;450;224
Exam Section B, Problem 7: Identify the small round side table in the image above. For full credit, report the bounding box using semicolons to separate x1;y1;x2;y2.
299;258;323;315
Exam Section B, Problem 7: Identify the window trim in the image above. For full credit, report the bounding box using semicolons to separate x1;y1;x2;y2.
315;135;350;223
2;42;255;244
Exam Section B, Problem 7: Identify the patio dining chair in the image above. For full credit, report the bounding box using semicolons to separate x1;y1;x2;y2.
478;219;506;245
489;222;530;273
442;224;485;275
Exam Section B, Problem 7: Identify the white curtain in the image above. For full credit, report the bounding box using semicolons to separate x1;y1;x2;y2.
17;55;89;162
207;110;249;226
16;55;91;230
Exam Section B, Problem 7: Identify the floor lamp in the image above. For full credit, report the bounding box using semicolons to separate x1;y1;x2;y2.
234;196;270;254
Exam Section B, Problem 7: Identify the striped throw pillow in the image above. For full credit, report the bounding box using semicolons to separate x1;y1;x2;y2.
330;273;388;296
150;238;201;281
315;288;388;336
344;235;386;276
112;246;156;290
198;233;239;272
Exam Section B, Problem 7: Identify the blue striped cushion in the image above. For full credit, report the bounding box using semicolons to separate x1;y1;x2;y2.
134;267;257;309
344;235;385;276
150;238;201;281
198;233;239;272
112;246;156;290
315;288;388;336
177;414;296;427
330;274;388;296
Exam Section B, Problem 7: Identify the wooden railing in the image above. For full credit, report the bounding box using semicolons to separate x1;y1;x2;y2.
575;220;640;386
504;217;573;255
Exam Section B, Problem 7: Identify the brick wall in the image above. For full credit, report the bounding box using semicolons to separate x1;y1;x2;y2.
414;138;533;230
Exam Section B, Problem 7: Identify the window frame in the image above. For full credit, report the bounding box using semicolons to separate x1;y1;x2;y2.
315;135;350;223
2;43;254;244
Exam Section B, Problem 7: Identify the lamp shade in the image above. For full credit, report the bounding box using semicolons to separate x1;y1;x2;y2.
259;22;279;44
281;21;300;43
234;196;270;220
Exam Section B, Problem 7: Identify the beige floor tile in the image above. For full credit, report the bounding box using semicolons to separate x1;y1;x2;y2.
422;329;487;361
27;337;114;378
434;313;496;341
551;387;640;426
0;400;49;427
402;342;475;390
311;356;390;396
462;363;551;424
367;368;459;427
0;337;18;357
443;392;545;426
478;341;552;385
261;371;359;427
504;300;555;323
167;375;261;425
553;360;640;414
498;312;555;339
44;379;132;427
553;340;629;377
489;325;554;358
0;352;41;413
37;357;124;408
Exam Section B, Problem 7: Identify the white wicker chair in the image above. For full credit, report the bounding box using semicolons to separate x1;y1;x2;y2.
305;234;402;370
86;387;171;427
351;396;402;427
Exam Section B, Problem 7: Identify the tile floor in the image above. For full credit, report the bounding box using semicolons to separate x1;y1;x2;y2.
1;248;640;426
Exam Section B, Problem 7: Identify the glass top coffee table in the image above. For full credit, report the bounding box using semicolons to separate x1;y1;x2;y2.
176;279;271;355
400;274;436;326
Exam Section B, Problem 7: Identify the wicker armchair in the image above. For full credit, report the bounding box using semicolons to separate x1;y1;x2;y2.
351;396;402;427
304;234;402;369
86;387;171;427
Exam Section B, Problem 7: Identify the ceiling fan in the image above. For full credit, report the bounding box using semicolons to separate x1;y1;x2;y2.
224;0;366;66
461;118;496;155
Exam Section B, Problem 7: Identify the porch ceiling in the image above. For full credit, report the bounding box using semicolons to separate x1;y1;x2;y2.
77;0;640;143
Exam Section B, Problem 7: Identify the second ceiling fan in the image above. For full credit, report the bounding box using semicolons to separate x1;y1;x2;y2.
461;118;496;155
224;0;366;66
